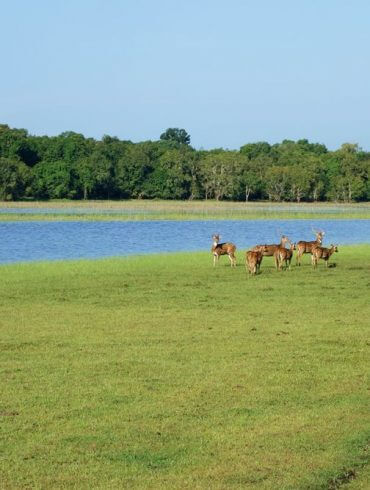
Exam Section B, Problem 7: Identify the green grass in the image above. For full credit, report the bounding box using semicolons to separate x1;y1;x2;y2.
0;247;369;488
1;199;370;220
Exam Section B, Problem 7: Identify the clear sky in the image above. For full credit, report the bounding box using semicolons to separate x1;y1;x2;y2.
1;0;369;150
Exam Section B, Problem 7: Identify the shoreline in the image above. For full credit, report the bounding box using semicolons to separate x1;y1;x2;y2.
1;200;369;221
1;244;369;267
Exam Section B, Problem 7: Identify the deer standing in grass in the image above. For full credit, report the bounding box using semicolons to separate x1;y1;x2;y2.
296;229;325;266
245;249;265;275
311;244;338;268
211;234;237;267
251;235;291;270
274;242;296;270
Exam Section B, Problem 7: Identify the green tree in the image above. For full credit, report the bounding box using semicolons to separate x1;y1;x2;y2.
240;141;271;160
326;144;368;201
0;158;30;200
77;150;116;199
76;158;96;200
304;155;327;201
328;175;365;202
115;145;151;198
199;151;239;201
288;165;311;202
142;148;193;199
237;154;273;200
265;166;290;201
31;161;78;199
41;132;92;164
160;128;191;146
0;125;40;166
186;152;202;200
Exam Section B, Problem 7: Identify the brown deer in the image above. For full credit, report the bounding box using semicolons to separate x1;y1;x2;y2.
251;235;291;270
296;229;325;266
311;244;338;268
274;242;296;270
245;249;265;275
211;234;236;267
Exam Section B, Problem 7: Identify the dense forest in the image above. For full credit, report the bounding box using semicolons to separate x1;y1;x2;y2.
0;124;369;202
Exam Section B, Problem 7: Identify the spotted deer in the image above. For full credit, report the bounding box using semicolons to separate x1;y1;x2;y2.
274;242;296;270
311;244;338;269
245;248;265;275
211;234;237;267
296;229;325;266
251;235;291;270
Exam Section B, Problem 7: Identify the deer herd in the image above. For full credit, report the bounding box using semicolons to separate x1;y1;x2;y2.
211;229;338;275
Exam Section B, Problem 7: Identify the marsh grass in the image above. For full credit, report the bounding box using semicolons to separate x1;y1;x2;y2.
0;199;370;220
0;246;369;488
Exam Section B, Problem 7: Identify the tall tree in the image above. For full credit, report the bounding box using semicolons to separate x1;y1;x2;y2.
240;141;271;160
0;158;30;200
326;144;367;201
288;165;311;202
142;148;193;199
115;144;151;198
265;166;290;201
160;128;191;146
31;161;78;199
0;125;40;166
199;151;239;201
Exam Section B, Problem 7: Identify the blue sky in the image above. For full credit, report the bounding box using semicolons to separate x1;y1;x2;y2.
1;0;369;150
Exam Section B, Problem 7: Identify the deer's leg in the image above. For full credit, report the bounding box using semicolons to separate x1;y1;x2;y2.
213;254;217;267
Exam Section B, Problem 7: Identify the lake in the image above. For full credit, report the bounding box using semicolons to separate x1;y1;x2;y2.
0;219;369;264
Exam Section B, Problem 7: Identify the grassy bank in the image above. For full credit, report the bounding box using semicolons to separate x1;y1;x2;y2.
0;199;370;220
1;247;369;488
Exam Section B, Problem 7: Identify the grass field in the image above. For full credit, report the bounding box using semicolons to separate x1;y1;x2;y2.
0;199;370;220
0;247;369;488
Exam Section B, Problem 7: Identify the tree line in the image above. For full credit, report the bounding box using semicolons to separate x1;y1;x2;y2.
0;124;369;202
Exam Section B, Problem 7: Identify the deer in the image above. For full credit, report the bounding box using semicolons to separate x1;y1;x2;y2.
245;248;265;275
251;235;291;270
211;234;237;267
311;244;338;269
296;228;325;266
274;242;296;270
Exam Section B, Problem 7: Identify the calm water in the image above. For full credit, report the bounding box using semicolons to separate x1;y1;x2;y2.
0;220;369;264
